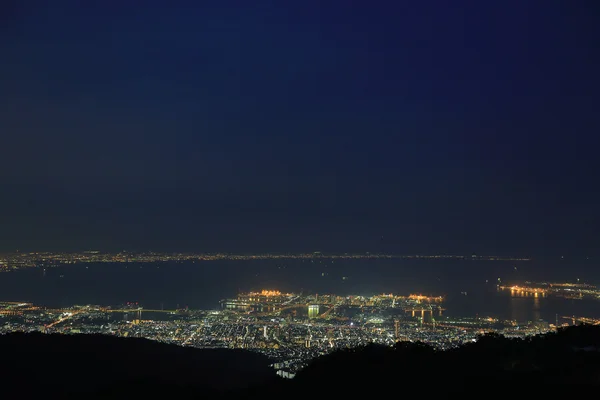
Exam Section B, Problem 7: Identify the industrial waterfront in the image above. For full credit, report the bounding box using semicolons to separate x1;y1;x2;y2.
3;282;599;378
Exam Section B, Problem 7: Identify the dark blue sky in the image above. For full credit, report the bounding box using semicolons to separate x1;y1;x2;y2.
1;1;599;255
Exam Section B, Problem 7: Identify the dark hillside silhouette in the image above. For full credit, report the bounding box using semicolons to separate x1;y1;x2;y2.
0;332;277;399
289;325;600;395
1;325;599;399
294;326;600;394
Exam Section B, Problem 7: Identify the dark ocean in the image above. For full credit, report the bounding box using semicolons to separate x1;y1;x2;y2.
1;258;598;323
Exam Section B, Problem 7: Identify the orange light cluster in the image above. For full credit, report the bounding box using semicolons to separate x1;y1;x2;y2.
503;286;546;294
409;294;443;302
250;290;282;297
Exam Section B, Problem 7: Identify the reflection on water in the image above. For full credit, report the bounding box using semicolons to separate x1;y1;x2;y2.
223;304;278;313
443;286;599;324
533;296;540;321
501;290;597;325
0;259;598;325
509;297;541;323
506;288;543;322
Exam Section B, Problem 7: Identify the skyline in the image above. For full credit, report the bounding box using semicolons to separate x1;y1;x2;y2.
0;244;592;260
0;249;533;257
2;2;599;256
0;250;532;273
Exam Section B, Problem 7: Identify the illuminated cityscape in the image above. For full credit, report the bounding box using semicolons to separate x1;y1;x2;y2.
4;283;597;378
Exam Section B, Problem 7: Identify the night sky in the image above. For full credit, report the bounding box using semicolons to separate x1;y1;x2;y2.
1;1;599;256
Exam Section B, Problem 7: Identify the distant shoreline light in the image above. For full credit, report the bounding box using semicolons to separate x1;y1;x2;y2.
0;251;531;272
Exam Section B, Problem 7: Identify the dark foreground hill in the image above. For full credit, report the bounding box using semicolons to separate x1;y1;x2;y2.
2;325;600;399
0;332;277;398
289;324;600;396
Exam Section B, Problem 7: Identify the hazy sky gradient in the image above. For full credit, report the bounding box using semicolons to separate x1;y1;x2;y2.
1;1;599;255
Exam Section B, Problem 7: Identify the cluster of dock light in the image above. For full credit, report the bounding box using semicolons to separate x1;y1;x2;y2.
500;286;547;297
409;294;444;302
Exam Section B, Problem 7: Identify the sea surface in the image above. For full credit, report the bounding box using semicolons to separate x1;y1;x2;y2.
1;258;598;323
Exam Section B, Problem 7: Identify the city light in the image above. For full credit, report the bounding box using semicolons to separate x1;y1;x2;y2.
3;280;591;376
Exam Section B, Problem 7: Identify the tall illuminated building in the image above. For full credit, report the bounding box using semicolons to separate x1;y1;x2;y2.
308;304;319;319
